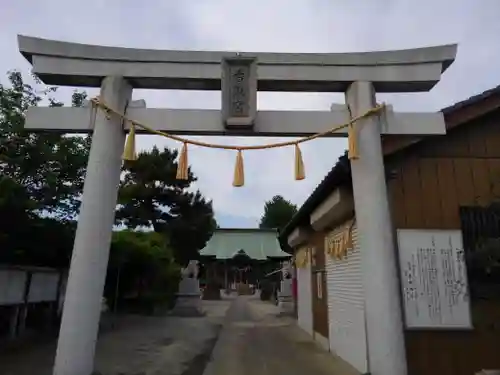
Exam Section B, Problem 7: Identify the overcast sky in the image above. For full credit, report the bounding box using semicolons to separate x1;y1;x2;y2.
1;0;500;228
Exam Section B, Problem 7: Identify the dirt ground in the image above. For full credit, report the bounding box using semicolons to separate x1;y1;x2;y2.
203;297;361;375
0;296;360;375
0;299;231;375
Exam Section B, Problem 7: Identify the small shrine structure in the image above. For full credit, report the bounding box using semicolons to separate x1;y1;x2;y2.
199;228;290;296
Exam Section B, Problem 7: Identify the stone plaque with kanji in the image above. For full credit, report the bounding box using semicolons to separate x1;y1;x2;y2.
221;56;257;129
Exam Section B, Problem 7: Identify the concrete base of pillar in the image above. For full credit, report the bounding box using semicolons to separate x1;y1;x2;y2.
172;276;204;316
278;296;294;316
170;295;204;317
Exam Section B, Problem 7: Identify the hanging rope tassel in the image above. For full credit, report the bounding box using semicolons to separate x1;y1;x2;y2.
122;123;137;161
294;143;305;180
348;123;359;160
88;100;97;131
233;149;245;187
176;142;189;180
334;240;340;260
341;231;349;258
346;103;359;160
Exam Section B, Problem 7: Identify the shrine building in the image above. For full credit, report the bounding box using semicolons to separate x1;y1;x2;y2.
199;228;290;295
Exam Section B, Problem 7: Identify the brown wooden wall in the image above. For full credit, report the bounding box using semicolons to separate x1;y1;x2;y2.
386;110;500;375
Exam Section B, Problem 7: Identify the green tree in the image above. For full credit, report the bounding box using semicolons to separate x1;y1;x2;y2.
116;146;217;266
105;230;181;312
167;190;218;266
259;195;298;230
0;71;90;267
0;71;90;219
0;71;184;315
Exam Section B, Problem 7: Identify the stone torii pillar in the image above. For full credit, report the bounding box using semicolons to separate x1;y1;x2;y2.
17;35;456;375
53;76;132;375
346;81;406;374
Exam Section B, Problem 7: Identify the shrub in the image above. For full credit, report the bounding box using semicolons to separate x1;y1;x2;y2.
104;230;181;314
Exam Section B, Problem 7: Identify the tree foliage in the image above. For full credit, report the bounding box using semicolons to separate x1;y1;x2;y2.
0;70;215;311
0;71;91;219
0;71;90;267
259;195;298;230
105;230;181;311
117;146;217;266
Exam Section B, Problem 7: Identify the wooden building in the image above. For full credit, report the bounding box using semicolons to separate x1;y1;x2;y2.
279;86;500;375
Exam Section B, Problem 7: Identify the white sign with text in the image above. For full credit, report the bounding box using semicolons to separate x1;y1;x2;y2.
396;229;472;329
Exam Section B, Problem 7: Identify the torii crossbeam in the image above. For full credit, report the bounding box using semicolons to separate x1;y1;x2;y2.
25;102;445;137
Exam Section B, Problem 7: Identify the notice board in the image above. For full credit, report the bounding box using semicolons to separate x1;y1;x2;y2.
396;229;472;329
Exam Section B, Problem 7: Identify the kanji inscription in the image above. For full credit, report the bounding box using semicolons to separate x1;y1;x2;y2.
221;56;257;129
229;65;249;116
397;229;471;329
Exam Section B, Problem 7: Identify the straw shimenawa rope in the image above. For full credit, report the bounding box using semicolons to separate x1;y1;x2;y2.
90;97;385;187
326;218;357;260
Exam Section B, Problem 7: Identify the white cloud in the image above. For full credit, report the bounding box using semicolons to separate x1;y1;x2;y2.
1;0;499;226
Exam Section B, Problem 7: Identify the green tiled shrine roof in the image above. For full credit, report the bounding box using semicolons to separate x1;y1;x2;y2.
200;228;291;260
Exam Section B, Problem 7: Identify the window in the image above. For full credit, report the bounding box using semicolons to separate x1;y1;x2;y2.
459;205;500;331
316;272;323;299
460;206;500;302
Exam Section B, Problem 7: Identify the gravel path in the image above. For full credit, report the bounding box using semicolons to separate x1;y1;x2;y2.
0;299;231;375
1;296;361;375
203;296;361;375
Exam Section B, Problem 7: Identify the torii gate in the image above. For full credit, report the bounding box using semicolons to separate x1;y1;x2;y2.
18;35;456;375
